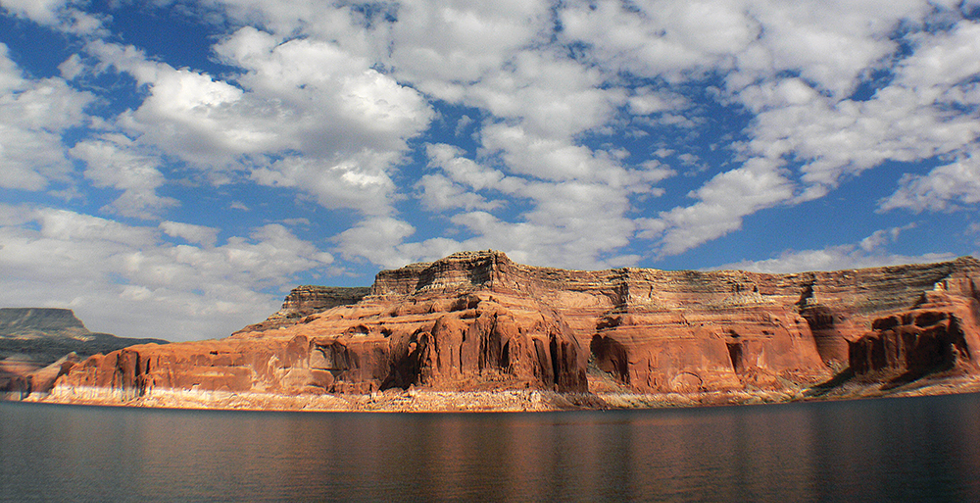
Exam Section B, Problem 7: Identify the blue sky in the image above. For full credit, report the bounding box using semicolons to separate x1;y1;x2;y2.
1;0;979;341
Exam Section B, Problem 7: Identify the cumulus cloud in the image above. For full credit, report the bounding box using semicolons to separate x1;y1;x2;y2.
386;0;552;99
879;154;980;212
715;225;955;273
368;143;672;270
621;3;980;256
644;158;795;255
0;45;92;190
70;135;178;219
332;216;419;268
160;221;219;248
74;0;980;268
0;0;104;34
415;174;501;212
85;29;433;214
0;0;66;25
0;206;335;340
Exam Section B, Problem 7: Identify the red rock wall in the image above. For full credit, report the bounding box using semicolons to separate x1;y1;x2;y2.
849;284;980;379
54;292;589;397
50;251;980;397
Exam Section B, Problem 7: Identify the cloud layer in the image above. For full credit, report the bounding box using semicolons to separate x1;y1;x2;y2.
1;0;978;340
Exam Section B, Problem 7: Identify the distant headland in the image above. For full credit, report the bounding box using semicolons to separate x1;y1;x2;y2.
10;251;980;411
0;308;168;398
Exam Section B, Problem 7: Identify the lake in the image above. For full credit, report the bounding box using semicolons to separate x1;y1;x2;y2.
2;393;979;502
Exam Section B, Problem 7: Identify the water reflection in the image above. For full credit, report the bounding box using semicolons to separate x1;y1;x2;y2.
3;394;980;501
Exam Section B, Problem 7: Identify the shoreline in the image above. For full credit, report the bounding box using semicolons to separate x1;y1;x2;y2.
15;375;980;413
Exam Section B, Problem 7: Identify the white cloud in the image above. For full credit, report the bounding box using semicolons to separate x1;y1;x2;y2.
879;154;980;212
419;142;675;269
0;45;92;190
0;0;104;34
250;153;400;216
333;216;418;268
718;247;957;274
462;50;624;139
619;4;980;257
415;174;500;212
70;135;178;219
160;221;219;248
85;31;433;215
647;158;795;255
0;206;336;341
386;0;552;99
480;123;628;182
716;225;955;273
0;0;67;25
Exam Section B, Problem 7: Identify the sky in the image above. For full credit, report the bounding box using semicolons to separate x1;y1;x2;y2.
1;0;979;342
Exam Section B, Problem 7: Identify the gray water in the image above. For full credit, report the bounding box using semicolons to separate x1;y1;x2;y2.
2;394;979;502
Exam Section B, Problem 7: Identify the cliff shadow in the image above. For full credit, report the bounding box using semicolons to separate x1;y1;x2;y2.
589;335;630;385
804;368;855;398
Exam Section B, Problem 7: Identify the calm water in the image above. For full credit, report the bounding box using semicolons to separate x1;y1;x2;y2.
2;394;980;502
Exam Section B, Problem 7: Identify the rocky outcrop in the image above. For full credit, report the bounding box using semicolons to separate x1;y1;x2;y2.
0;308;168;397
0;308;92;340
55;290;589;397
236;286;372;333
46;252;980;405
848;271;980;382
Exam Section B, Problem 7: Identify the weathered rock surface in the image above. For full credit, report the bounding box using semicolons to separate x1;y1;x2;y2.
848;270;980;384
236;286;372;333
0;308;167;397
44;251;980;407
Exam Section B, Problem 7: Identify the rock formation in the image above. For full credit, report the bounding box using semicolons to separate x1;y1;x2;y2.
0;308;167;397
848;272;980;383
235;286;372;333
43;252;980;405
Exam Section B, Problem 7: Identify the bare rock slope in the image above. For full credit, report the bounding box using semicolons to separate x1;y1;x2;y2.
44;251;980;407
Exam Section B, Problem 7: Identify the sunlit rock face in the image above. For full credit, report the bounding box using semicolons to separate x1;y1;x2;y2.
0;308;166;398
235;286;373;333
50;252;980;399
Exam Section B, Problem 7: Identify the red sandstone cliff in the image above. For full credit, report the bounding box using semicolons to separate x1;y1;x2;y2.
46;252;980;402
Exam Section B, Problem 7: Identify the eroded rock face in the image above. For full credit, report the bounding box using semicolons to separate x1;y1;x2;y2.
55;291;589;396
50;251;980;400
1;308;167;398
849;273;980;379
236;286;372;333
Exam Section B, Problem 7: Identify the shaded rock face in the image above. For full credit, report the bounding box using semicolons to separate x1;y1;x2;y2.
51;251;980;399
0;308;90;340
849;274;980;380
56;292;588;396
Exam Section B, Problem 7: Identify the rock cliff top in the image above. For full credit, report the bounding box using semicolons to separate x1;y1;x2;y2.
29;251;980;410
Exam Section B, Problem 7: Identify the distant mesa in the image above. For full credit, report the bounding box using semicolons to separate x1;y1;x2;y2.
15;251;980;410
0;308;168;398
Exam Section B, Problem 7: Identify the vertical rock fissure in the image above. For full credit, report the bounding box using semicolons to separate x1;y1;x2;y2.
727;342;743;373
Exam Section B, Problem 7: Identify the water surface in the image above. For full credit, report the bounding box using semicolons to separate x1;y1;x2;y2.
2;393;979;501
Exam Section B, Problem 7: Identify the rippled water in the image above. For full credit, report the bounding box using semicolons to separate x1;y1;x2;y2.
2;393;979;502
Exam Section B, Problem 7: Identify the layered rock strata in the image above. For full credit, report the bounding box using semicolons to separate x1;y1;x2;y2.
236;286;372;333
849;272;980;382
1;308;167;397
45;252;980;405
